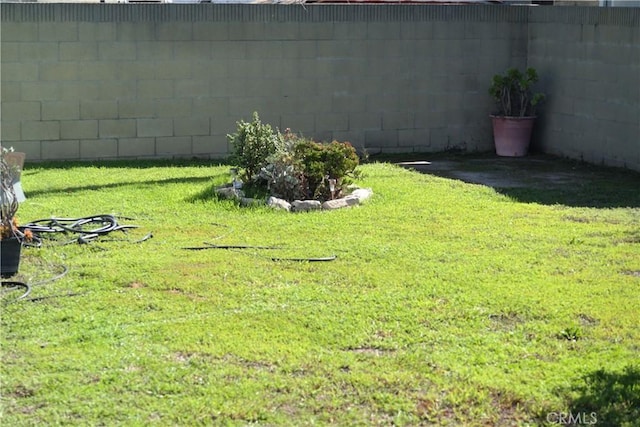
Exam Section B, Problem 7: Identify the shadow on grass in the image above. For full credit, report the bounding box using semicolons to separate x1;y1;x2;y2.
541;365;640;426
25;158;229;170
187;181;271;204
21;159;232;199
22;155;640;209
186;182;229;204
495;158;640;209
496;182;640;209
24;176;215;199
388;152;640;209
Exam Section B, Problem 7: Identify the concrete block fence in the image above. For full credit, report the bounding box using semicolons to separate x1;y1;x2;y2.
527;7;639;170
0;4;638;171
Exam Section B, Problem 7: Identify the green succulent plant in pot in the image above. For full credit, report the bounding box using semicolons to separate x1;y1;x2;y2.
489;67;545;157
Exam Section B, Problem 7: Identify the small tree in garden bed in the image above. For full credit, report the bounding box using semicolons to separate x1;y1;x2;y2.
227;112;279;184
228;113;360;203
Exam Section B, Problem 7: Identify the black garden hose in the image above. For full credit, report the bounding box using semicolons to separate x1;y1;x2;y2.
22;215;150;245
183;243;337;262
3;214;150;302
1;281;31;300
183;243;284;250
24;215;132;234
1;264;70;303
268;255;337;262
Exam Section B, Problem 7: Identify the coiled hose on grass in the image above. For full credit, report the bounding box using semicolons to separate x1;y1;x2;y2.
22;214;151;245
2;215;150;302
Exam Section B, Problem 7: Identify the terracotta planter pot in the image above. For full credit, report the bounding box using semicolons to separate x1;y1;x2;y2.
490;115;536;157
1;237;22;278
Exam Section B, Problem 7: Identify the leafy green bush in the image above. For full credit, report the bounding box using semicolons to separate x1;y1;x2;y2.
227;112;279;182
294;139;359;201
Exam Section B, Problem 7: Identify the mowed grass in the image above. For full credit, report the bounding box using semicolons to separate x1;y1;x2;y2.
1;157;639;426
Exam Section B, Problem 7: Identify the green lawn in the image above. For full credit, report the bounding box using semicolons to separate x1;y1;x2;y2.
1;157;639;426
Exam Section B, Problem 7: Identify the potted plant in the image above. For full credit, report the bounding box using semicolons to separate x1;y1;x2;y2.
489;67;545;157
1;146;31;277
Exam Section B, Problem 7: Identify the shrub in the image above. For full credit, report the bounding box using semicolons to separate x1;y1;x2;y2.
227;112;279;182
294;139;359;201
258;129;307;202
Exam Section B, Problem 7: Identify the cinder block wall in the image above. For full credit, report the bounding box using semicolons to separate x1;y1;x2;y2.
0;4;638;171
528;7;640;170
0;4;527;161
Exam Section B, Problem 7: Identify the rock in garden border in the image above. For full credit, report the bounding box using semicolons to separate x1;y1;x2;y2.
215;184;373;212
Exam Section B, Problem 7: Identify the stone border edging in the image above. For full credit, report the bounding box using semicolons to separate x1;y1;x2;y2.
215;185;373;212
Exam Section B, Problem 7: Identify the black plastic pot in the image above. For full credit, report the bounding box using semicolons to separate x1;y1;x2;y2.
1;237;22;277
